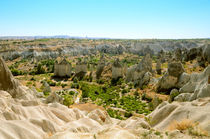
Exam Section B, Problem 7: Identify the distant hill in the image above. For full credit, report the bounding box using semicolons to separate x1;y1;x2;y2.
0;35;111;40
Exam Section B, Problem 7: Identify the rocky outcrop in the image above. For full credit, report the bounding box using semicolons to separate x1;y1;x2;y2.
202;44;210;63
0;57;34;99
112;58;123;79
74;61;87;80
156;59;162;75
126;54;153;88
173;48;182;61
175;65;210;101
46;92;63;104
43;81;51;94
96;56;106;79
168;62;185;77
54;58;72;77
148;97;210;135
156;62;185;93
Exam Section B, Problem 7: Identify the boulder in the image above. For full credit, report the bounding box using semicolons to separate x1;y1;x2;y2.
46;92;63;104
156;62;185;93
176;72;190;88
168;62;185;77
156;73;178;93
174;93;191;102
43;81;51;94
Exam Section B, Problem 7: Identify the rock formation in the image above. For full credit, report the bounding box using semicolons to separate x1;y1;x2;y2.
148;97;210;136
156;62;185;93
202;44;210;63
175;65;210;101
156;59;162;75
74;60;87;80
0;57;34;99
173;48;182;61
112;58;123;79
43;81;51;94
54;57;72;77
126;54;153;88
96;56;106;79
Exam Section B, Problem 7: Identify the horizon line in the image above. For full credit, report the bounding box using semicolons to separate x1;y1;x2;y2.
0;35;209;40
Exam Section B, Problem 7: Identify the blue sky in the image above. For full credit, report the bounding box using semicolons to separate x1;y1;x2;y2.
0;0;210;39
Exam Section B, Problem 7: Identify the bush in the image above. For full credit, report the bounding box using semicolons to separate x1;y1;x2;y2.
121;89;128;95
73;77;78;83
134;91;139;97
61;83;67;88
29;63;45;75
10;68;24;76
36;63;45;74
124;112;132;118
63;95;74;106
167;119;208;136
30;77;36;81
47;80;56;86
142;93;152;102
97;79;105;84
71;83;79;89
170;89;180;102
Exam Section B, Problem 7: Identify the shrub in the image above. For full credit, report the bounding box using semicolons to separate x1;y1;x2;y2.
47;80;56;86
168;119;196;131
97;79;105;84
124;112;132;118
61;83;67;88
30;77;36;81
134;91;139;97
121;89;128;95
63;95;74;106
36;63;45;74
10;68;24;76
43;91;50;96
142;93;152;102
170;90;180;102
168;119;208;136
71;83;79;89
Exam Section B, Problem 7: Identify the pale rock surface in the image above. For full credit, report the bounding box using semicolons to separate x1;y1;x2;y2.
126;54;152;88
148;97;210;135
177;65;210;101
156;62;185;93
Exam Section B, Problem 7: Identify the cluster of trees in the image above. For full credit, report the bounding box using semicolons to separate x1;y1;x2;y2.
78;81;151;119
9;59;55;76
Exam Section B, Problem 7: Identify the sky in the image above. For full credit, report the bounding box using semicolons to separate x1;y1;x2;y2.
0;0;210;39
